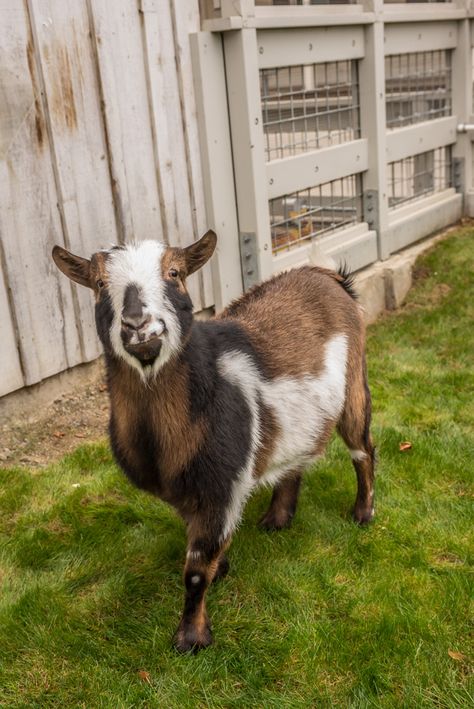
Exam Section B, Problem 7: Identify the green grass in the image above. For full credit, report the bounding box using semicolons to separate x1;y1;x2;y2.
1;230;473;708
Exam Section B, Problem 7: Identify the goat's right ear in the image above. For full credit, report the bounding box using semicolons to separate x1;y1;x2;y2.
52;246;92;288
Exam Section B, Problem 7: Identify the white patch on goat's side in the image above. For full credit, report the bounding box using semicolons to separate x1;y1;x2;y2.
190;575;201;585
350;449;367;461
260;334;348;483
106;241;182;379
218;334;348;539
217;352;262;542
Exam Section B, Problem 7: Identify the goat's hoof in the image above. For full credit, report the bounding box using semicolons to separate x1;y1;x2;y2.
213;555;229;583
173;622;213;654
258;509;294;531
352;505;375;526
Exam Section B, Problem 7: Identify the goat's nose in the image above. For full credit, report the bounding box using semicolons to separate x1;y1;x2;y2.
121;284;148;330
121;313;150;331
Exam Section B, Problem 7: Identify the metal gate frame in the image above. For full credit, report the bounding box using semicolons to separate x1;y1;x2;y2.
192;0;474;309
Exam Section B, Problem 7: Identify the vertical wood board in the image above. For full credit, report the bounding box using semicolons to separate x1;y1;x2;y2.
0;0;83;385
29;0;119;360
0;265;24;396
140;0;201;308
171;0;214;308
88;0;164;245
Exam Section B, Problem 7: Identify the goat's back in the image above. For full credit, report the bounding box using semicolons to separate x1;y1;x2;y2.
218;266;364;379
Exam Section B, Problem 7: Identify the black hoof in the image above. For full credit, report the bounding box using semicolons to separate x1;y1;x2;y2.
352;505;375;526
173;621;213;654
258;509;294;531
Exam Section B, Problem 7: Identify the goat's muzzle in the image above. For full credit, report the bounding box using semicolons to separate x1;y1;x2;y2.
123;336;163;364
121;317;165;364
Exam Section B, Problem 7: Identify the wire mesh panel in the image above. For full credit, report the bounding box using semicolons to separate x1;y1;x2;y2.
269;174;363;253
260;61;360;161
386;51;452;129
387;147;452;209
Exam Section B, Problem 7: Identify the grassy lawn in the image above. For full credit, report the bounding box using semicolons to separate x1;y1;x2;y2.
0;229;473;708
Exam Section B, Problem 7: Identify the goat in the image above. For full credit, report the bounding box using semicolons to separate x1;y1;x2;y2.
52;231;375;653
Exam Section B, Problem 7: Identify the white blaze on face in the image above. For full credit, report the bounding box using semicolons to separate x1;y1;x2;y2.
106;240;182;378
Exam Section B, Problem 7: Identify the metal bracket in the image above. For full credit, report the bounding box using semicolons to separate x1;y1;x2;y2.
452;158;464;194
239;232;260;291
363;190;379;233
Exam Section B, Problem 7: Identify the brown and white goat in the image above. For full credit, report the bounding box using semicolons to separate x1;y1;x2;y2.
52;231;375;653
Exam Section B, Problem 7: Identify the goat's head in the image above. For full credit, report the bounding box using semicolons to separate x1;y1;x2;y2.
52;231;216;378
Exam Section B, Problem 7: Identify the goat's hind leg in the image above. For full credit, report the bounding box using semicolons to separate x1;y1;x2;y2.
259;469;302;531
338;367;376;525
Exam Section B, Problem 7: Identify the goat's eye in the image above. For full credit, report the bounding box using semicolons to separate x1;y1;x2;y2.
96;279;105;289
168;268;179;279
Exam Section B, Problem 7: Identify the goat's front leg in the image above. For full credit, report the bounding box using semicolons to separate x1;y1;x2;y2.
173;530;229;653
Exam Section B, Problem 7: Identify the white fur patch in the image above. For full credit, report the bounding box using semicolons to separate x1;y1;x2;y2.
106;241;182;379
350;449;367;461
218;334;348;540
218;353;262;542
186;550;201;562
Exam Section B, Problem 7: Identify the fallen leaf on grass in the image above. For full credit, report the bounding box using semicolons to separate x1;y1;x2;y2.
75;433;86;439
399;441;412;452
138;670;152;685
448;650;467;662
53;431;65;439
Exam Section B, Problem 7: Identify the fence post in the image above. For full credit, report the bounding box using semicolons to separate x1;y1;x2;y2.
359;0;390;260
223;23;274;288
191;31;244;309
451;10;473;215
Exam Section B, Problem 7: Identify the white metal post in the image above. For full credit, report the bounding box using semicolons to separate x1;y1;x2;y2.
223;26;274;287
359;0;390;259
451;14;474;214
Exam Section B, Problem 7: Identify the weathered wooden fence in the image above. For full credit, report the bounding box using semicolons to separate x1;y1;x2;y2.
0;0;213;398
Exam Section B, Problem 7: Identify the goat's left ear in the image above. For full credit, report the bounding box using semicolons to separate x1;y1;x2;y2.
52;245;92;288
183;230;217;276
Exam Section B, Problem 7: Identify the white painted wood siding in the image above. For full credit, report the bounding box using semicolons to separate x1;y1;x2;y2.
0;0;214;398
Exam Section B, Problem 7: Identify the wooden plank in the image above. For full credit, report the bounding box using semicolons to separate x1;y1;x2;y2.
257;26;365;70
383;6;465;24
266;140;368;199
190;31;243;309
0;0;82;385
29;0;118;361
170;0;213;308
451;19;473;209
271;222;375;272
386;190;461;253
140;0;201;309
0;264;24;397
88;0;164;246
386;117;457;164
358;0;390;259
384;21;458;55
224;28;274;284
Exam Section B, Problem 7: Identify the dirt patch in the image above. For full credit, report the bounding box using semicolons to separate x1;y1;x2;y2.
0;378;109;468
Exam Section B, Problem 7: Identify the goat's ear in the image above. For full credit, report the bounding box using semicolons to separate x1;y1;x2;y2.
183;230;217;276
52;246;92;288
